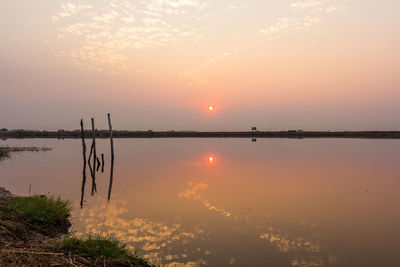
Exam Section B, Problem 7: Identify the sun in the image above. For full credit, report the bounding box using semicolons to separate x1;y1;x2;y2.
208;106;214;111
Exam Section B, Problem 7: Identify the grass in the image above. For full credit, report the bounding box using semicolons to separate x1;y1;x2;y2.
0;146;51;161
0;192;152;266
1;146;52;152
0;148;10;160
6;195;70;228
56;234;145;263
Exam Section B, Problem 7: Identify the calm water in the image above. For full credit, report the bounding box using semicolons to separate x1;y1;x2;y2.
1;138;400;266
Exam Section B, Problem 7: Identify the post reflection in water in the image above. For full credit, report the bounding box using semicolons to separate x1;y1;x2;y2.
80;134;115;207
107;154;114;202
88;159;97;196
80;154;115;207
80;119;87;209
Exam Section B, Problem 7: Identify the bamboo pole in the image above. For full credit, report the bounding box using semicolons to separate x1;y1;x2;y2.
80;119;87;208
108;114;114;160
107;113;114;201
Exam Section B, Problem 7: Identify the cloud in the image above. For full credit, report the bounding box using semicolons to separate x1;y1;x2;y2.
260;16;320;38
290;0;331;12
260;0;340;39
52;3;93;20
52;0;211;74
180;48;240;86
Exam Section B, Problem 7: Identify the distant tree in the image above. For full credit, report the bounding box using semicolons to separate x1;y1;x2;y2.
0;128;8;132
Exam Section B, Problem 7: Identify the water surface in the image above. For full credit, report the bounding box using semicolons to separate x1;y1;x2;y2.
1;138;400;266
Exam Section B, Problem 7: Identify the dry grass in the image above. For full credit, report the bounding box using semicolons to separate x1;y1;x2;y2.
0;240;151;266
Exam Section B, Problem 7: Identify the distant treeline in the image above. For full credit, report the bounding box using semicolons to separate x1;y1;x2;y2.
1;130;400;139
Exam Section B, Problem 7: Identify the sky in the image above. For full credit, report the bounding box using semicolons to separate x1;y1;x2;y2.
0;0;399;131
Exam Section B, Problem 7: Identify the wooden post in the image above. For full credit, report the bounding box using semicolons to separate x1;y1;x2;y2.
80;119;87;208
107;113;114;201
107;114;114;161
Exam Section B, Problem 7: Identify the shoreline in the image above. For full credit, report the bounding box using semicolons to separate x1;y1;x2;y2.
2;130;400;139
0;187;152;266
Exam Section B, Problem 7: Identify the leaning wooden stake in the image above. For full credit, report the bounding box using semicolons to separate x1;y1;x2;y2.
107;113;114;201
80;119;87;208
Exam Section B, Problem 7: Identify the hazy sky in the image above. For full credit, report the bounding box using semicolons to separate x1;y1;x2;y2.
1;0;399;131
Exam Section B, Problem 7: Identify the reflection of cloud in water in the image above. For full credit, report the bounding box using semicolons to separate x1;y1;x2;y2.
179;180;338;267
72;196;208;266
179;181;231;217
73;180;338;266
258;226;338;266
259;227;338;266
260;232;321;253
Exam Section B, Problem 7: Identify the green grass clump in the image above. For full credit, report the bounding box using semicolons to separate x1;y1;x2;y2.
7;195;70;227
56;234;142;262
0;148;10;160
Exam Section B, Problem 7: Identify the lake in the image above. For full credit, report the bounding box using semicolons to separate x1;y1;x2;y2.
1;138;400;266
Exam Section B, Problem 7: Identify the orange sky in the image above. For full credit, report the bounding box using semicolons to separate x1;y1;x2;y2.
0;0;399;130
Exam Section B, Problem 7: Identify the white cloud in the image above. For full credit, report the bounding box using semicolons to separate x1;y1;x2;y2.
260;16;320;38
52;0;211;74
260;0;339;39
290;0;331;12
